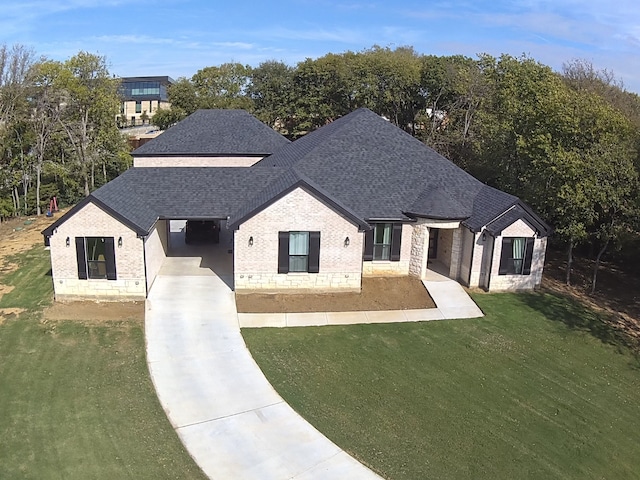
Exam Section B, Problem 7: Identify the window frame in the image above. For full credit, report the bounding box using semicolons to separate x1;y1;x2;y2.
363;223;403;262
278;231;320;274
288;231;310;273
373;223;392;261
76;236;117;280
498;237;534;276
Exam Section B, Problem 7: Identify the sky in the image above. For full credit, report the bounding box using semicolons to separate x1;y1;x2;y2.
1;0;639;92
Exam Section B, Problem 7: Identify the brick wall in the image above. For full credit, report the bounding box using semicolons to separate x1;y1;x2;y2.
49;202;146;300
133;156;263;167
459;227;475;285
234;187;363;291
468;231;486;288
144;219;168;292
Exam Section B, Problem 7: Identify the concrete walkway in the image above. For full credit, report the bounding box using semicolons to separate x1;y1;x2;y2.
146;239;382;478
238;267;483;328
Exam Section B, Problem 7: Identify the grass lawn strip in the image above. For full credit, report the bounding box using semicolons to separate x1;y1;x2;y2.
243;293;640;480
0;246;207;479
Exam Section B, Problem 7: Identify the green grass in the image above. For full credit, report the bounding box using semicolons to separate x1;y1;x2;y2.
0;247;206;479
0;246;54;310
243;292;640;480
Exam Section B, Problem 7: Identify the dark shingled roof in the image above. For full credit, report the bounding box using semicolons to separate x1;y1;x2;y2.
257;108;485;221
44;108;550;238
484;204;550;237
132;109;290;156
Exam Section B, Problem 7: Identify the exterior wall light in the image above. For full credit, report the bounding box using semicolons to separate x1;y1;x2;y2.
482;232;487;242
65;237;70;247
248;236;254;246
344;236;350;247
118;237;123;247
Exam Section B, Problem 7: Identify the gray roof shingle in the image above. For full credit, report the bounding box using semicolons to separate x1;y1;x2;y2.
44;108;550;238
132;109;290;156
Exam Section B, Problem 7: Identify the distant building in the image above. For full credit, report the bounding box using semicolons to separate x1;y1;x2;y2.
118;76;174;127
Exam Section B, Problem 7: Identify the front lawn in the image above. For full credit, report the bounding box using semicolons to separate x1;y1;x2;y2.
243;292;640;479
0;247;206;479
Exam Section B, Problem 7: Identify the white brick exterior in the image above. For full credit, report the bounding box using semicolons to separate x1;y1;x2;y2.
133;156;263;168
144;220;168;291
363;224;413;276
486;219;547;290
234;187;362;292
48;202;146;300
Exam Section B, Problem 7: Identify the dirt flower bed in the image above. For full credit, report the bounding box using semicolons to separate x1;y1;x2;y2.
235;276;435;313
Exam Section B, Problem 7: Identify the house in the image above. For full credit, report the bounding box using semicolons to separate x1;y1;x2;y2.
118;76;174;127
42;108;550;300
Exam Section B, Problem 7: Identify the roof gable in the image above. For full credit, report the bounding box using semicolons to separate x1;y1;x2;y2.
227;169;370;231
132;109;290;157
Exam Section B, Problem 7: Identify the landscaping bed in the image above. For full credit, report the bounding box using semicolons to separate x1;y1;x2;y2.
236;275;436;313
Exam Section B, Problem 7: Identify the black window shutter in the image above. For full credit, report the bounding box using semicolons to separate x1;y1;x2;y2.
498;238;512;275
308;231;321;273
104;237;117;280
278;232;289;274
522;238;535;275
390;223;403;261
75;237;87;279
363;228;374;261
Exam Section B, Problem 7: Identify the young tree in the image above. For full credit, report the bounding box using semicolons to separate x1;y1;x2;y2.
28;60;64;215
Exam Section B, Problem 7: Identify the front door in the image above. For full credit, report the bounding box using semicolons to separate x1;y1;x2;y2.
428;228;439;259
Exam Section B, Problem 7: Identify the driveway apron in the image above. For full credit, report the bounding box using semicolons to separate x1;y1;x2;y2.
145;255;381;479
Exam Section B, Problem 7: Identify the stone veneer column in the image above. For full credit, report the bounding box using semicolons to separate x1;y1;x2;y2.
449;227;462;280
409;223;430;279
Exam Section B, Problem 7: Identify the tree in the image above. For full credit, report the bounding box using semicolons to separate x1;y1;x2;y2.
191;63;253;110
151;107;186;130
56;52;121;196
167;77;199;115
247;60;294;130
28;60;64;215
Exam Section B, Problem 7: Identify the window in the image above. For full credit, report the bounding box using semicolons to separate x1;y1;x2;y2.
363;223;403;262
278;231;320;274
75;237;117;280
498;237;534;275
149;101;153;113
289;231;309;272
373;223;392;260
135;101;142;113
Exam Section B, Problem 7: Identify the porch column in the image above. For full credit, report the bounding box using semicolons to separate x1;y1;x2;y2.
449;227;462;280
409;223;430;279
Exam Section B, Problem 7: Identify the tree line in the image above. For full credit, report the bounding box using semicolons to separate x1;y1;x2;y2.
0;45;130;220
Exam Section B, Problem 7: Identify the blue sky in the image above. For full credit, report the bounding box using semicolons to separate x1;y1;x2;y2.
2;0;639;92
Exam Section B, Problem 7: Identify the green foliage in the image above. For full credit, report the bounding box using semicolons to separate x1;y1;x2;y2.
244;292;640;480
151;106;186;130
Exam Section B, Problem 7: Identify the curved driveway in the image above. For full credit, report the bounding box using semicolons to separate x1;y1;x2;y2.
145;254;382;479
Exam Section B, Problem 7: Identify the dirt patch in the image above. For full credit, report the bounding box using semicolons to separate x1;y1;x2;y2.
542;248;640;345
236;276;435;313
0;307;26;323
0;213;63;266
42;301;145;324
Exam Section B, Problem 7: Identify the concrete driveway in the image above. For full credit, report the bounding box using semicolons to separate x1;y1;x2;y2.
145;234;382;479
